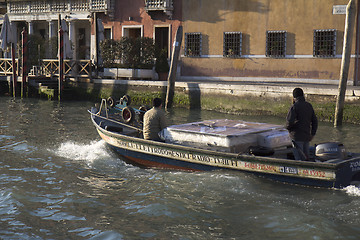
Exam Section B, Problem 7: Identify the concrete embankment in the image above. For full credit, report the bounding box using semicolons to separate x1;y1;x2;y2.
69;78;360;124
90;78;360;100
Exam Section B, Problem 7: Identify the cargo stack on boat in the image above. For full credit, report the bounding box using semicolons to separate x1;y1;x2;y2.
161;119;291;153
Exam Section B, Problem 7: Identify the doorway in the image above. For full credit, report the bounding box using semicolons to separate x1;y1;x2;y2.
155;26;169;57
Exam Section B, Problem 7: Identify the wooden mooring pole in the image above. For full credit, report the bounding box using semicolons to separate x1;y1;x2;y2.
334;0;356;127
11;43;16;97
58;14;64;101
21;28;28;98
94;12;99;77
165;26;183;110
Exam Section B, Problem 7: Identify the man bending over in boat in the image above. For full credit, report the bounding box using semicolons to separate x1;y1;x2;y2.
143;98;167;141
286;88;318;161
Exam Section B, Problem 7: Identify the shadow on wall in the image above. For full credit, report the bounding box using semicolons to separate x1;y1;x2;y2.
286;32;295;56
87;79;130;103
187;83;201;109
110;81;129;102
184;0;269;23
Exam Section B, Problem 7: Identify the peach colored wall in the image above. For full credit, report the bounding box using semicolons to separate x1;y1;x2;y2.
181;0;358;82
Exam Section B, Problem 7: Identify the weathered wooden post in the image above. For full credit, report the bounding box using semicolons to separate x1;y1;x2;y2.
11;42;16;97
94;12;99;77
58;26;64;101
334;0;356;127
21;28;28;98
165;26;183;110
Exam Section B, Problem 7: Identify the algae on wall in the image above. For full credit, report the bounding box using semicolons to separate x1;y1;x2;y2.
67;82;360;125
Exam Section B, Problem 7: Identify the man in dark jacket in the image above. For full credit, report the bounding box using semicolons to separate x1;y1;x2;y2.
286;88;318;161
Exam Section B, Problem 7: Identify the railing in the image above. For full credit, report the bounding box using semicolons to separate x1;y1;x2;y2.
0;58;19;75
144;0;173;18
40;59;93;78
0;58;93;79
145;0;173;9
8;0;111;14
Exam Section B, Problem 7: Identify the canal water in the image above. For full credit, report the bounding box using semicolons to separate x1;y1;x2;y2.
0;97;360;239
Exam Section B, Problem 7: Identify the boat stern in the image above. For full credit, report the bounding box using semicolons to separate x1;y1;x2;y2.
334;156;360;188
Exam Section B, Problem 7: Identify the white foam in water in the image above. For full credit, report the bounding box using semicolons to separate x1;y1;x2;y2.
54;140;112;162
343;185;360;196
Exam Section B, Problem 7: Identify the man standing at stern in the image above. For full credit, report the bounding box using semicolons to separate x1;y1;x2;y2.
286;88;318;161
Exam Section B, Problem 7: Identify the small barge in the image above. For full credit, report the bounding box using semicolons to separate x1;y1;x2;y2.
89;98;360;189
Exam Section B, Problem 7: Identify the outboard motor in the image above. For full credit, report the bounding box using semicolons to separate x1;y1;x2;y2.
315;142;347;161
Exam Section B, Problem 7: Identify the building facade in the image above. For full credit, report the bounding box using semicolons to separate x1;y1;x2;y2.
181;0;360;85
99;0;181;59
2;0;360;85
3;0;181;63
5;0;116;60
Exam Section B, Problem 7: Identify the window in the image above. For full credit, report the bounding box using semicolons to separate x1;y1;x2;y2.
266;31;286;57
223;32;242;57
122;26;142;38
185;32;202;57
313;29;336;57
104;28;112;40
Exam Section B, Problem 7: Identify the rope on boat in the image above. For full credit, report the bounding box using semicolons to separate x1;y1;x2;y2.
88;109;143;132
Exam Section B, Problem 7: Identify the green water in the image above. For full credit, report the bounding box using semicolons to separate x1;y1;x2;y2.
0;97;359;239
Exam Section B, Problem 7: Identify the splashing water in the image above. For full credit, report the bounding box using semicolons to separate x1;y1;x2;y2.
343;185;360;196
53;140;111;162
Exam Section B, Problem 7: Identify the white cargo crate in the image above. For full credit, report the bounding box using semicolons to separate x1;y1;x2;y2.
161;119;288;153
257;129;291;149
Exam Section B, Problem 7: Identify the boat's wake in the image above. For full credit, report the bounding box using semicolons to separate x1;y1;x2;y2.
53;140;112;163
343;185;360;196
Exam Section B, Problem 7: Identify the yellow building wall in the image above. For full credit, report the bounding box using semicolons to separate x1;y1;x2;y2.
181;0;357;81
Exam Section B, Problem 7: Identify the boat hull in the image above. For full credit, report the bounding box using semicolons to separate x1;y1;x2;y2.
107;142;344;188
90;111;360;189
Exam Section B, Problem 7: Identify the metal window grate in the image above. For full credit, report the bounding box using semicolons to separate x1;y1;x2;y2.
313;29;336;57
223;32;242;57
185;33;202;57
266;31;286;57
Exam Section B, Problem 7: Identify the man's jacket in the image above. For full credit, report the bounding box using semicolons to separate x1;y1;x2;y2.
286;96;318;142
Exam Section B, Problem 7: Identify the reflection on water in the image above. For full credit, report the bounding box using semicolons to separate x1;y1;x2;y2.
0;97;360;239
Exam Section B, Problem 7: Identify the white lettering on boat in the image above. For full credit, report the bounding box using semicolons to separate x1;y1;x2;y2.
98;131;335;179
280;166;298;174
350;161;360;172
